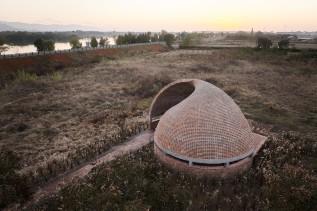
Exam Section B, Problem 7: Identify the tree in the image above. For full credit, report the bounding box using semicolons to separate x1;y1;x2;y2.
278;39;290;49
163;33;175;47
45;40;55;51
99;37;108;47
152;33;159;42
69;36;82;49
0;46;8;55
0;38;7;55
256;37;272;49
34;38;45;52
91;37;98;48
180;34;193;47
34;38;55;52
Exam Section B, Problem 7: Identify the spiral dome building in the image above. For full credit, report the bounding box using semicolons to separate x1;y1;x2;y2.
149;79;266;177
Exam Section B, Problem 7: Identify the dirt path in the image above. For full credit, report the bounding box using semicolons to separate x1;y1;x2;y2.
19;130;153;210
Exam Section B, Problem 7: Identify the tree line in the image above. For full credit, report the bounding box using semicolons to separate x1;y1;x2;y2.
116;31;175;47
32;31;176;52
0;31;77;45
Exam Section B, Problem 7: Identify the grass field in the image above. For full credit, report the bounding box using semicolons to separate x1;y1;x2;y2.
1;47;316;210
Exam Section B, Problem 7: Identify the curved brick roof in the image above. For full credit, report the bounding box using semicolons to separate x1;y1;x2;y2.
150;79;265;167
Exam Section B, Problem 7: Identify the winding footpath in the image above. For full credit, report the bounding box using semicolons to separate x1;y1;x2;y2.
14;130;154;210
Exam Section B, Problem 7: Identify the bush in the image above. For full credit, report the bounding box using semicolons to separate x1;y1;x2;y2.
99;37;108;47
116;33;151;45
50;72;62;81
69;36;82;49
34;39;55;52
163;33;175;47
91;37;98;48
180;34;194;47
16;70;38;82
257;37;273;49
278;39;290;49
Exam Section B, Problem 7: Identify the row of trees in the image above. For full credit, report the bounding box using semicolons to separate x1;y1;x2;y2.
69;36;108;49
33;36;109;52
0;31;77;45
256;37;290;49
6;31;176;53
116;32;175;47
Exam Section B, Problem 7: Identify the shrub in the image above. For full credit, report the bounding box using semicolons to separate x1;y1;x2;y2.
257;37;273;49
99;37;108;47
16;70;38;82
34;38;55;52
69;36;82;49
116;33;151;45
163;33;175;47
91;37;98;48
180;34;194;47
278;39;290;49
50;72;62;81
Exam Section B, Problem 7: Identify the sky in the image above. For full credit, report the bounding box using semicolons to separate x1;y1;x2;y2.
1;0;317;32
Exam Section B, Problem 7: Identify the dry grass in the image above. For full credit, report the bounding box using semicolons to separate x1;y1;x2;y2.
30;132;317;211
1;47;316;209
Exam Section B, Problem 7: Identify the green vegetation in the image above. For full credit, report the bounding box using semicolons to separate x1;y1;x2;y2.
163;33;175;47
0;31;111;45
180;33;194;47
256;37;273;49
69;36;82;49
99;37;107;47
179;33;203;47
50;72;62;81
34;38;55;52
115;32;175;46
15;70;38;82
0;31;76;45
116;32;152;45
225;31;255;40
0;37;8;55
91;37;98;48
278;39;290;49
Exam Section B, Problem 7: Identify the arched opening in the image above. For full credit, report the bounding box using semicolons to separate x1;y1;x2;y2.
149;81;195;129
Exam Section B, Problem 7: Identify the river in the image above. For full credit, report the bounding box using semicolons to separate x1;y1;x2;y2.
2;37;116;55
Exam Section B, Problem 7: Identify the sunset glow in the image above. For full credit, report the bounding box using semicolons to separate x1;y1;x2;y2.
1;0;317;31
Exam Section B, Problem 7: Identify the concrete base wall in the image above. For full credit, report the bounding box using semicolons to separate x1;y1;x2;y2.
154;144;253;178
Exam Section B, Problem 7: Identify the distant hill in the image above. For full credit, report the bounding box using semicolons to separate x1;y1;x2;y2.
0;22;17;31
0;21;102;32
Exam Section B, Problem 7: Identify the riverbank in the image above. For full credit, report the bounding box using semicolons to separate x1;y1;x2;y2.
0;43;167;88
